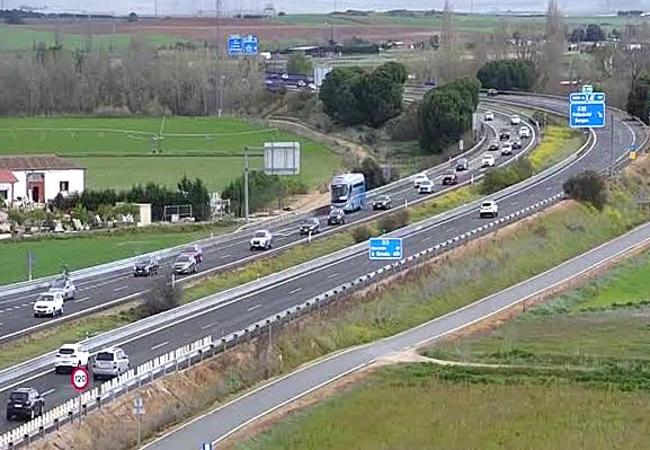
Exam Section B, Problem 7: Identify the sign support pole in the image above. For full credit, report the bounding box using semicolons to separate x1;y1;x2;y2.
244;147;250;222
610;111;615;175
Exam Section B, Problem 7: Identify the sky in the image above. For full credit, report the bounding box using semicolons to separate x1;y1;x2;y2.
2;0;647;16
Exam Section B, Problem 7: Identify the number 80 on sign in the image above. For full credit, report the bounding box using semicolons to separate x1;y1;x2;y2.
71;367;90;392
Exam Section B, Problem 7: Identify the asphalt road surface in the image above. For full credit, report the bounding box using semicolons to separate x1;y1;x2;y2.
143;220;650;450
0;95;643;436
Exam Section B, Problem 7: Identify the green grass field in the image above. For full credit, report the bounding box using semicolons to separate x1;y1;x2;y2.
427;249;650;367
238;364;650;450
0;223;236;285
279;12;648;34
0;116;341;191
0;25;179;51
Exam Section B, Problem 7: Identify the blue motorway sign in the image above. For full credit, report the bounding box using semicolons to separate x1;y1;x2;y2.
242;35;258;55
569;91;606;129
369;238;403;261
228;35;242;56
228;34;258;56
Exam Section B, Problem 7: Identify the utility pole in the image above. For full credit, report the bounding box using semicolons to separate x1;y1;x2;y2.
243;147;250;222
610;111;615;175
215;0;224;117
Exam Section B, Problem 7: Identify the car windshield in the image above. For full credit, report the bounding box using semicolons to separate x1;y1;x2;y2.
376;196;389;202
59;348;75;355
330;209;342;217
176;255;191;263
482;202;494;207
9;392;28;401
96;352;115;361
137;258;151;265
254;231;267;238
38;294;55;302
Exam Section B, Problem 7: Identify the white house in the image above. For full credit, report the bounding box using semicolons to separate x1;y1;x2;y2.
0;155;85;205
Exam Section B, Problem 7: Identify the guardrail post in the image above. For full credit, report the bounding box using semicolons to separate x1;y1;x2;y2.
39;425;44;439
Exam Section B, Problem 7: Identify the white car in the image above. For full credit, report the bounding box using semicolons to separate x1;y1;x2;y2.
481;153;496;168
418;179;435;194
479;200;499;218
250;230;273;250
54;343;90;374
49;277;75;301
519;126;531;139
510;115;522;125
33;292;64;318
413;173;430;188
501;143;513;156
484;111;495;121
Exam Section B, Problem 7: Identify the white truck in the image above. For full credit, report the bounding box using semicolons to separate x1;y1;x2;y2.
33;292;64;318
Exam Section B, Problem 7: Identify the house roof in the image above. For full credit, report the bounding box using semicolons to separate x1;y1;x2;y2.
0;155;84;171
0;169;17;184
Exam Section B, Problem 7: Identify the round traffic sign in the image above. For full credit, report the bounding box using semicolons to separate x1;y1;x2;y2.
70;367;90;392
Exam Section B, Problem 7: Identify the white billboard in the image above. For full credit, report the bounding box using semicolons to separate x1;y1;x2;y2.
264;142;301;175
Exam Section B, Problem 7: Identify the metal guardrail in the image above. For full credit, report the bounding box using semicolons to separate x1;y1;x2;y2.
0;191;567;449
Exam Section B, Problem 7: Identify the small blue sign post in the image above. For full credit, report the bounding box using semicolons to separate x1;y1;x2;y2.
569;90;606;129
369;238;403;261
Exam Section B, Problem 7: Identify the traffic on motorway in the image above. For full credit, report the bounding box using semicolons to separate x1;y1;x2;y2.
0;108;531;345
0;106;540;433
0;95;644;442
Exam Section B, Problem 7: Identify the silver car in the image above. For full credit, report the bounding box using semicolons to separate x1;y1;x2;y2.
92;347;130;380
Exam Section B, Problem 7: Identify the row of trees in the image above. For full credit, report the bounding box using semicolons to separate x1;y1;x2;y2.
627;73;650;124
569;24;607;43
0;39;265;116
477;60;537;91
319;62;408;127
417;77;481;153
53;176;211;221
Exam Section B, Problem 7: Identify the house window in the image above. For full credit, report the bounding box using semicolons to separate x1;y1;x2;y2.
0;190;7;200
59;181;70;192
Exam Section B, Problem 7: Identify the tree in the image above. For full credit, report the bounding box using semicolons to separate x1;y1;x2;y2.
417;77;480;153
585;24;606;42
141;278;182;317
319;67;365;125
127;12;138;22
627;72;650;124
477;60;537;91
569;27;586;43
539;0;565;92
353;157;386;190
319;63;406;127
287;53;313;76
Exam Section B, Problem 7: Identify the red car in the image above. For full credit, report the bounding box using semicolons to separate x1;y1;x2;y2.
182;245;203;263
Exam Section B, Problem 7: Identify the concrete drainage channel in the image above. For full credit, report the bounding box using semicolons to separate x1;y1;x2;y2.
0;192;566;449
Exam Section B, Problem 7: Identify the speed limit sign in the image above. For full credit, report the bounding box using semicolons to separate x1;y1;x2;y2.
71;367;90;392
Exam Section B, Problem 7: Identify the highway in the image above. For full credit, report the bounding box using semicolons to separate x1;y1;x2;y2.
145;220;650;450
0;107;530;342
0;94;642;438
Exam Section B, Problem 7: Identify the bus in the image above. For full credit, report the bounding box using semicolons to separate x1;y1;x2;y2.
330;173;366;212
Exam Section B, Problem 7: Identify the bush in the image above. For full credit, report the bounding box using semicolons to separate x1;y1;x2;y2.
353;157;386;190
140;278;182;317
386;104;419;141
378;209;410;233
477;60;537;91
351;225;373;243
563;170;608;210
480;159;534;195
